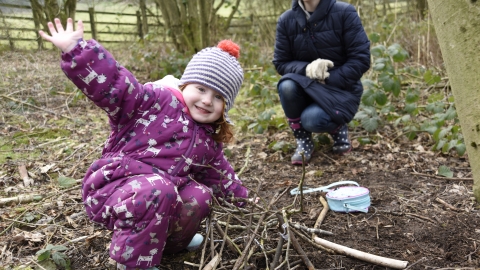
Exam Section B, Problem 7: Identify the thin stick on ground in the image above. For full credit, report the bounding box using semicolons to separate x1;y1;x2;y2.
313;195;329;238
0;94;73;120
314;236;409;269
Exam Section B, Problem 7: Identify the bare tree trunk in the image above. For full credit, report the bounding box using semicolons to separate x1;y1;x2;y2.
30;0;77;35
139;0;149;36
154;0;242;53
416;0;427;19
427;0;480;201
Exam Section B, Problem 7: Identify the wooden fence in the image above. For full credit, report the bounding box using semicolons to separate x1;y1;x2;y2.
0;2;275;50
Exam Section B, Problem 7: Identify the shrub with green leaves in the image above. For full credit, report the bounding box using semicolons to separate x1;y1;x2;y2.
36;244;71;270
355;33;465;156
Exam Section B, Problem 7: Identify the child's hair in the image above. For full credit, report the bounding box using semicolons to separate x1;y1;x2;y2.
179;84;234;144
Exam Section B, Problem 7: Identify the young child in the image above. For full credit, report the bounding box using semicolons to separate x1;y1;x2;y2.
39;18;248;270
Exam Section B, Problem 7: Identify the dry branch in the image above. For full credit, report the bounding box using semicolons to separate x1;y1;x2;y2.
435;197;461;212
202;253;220;270
290;222;333;236
0;94;73;120
313;196;329;238
0;194;43;207
314;237;409;269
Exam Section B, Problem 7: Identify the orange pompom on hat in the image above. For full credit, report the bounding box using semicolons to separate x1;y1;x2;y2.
180;40;244;123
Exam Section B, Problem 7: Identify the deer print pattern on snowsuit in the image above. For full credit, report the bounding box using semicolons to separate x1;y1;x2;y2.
61;40;248;269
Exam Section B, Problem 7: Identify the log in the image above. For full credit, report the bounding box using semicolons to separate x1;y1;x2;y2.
314;237;408;269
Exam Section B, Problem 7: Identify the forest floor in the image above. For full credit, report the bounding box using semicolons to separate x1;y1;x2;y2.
0;50;479;270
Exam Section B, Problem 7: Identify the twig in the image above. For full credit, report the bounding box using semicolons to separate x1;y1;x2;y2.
202;253;220;270
213;220;241;255
289;226;334;253
67;143;104;177
0;94;72;120
198;218;212;270
319;151;340;165
435;197;461;212
411;172;473;181
236;145;250;177
231;192;277;270
290;222;333;236
29;259;47;270
313;196;329;238
0;209;28;236
404;257;426;270
314;236;409;269
0;194;44;207
269;230;285;269
405;213;437;224
287;221;315;270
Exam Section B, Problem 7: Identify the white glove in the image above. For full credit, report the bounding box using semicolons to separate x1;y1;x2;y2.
306;58;334;82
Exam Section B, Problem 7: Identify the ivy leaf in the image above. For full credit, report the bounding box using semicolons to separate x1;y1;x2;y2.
423;70;441;85
404;103;417;114
57;176;76;189
380;76;401;96
270;141;289;152
358;137;371;145
361;89;376;106
36;250;51;261
354;110;370;120
369;32;380;43
437;165;454;178
444;106;457;120
427;93;444;103
361;117;379;132
50;245;68;252
373;62;386;71
375;91;388;106
455;143;466;156
371;45;386;57
361;79;376;90
405;88;420;103
387;43;409;62
52;252;69;268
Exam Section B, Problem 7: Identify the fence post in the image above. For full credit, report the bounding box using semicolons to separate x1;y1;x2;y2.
136;11;143;39
139;0;148;35
88;7;97;40
31;6;43;49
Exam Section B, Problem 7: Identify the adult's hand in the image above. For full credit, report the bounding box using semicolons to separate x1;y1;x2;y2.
306;58;334;82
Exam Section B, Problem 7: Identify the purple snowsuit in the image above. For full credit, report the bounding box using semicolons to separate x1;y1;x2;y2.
60;39;249;268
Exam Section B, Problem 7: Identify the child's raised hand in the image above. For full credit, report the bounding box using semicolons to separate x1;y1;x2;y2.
39;18;84;53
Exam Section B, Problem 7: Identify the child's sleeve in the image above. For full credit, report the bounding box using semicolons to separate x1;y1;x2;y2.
60;39;151;127
199;148;249;207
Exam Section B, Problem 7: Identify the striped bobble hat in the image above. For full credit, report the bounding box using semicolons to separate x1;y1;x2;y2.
180;40;244;124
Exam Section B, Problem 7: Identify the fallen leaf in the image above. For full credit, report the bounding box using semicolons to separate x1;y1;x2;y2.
18;164;34;187
40;163;56;173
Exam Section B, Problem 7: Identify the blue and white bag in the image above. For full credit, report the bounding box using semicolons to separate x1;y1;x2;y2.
290;180;370;213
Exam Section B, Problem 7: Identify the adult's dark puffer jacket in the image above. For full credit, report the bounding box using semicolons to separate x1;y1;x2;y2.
273;0;370;125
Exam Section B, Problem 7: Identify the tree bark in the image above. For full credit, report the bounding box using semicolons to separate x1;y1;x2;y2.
30;0;77;35
154;0;242;53
427;0;480;201
416;0;427;19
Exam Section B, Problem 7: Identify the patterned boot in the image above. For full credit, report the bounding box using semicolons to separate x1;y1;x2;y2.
288;118;314;165
330;124;352;155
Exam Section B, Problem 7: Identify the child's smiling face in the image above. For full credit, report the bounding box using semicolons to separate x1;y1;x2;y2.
182;83;224;124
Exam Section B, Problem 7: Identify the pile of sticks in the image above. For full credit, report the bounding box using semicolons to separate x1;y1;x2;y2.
187;183;409;270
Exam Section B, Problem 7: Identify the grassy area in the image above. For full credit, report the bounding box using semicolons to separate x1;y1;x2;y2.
0;1;249;50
